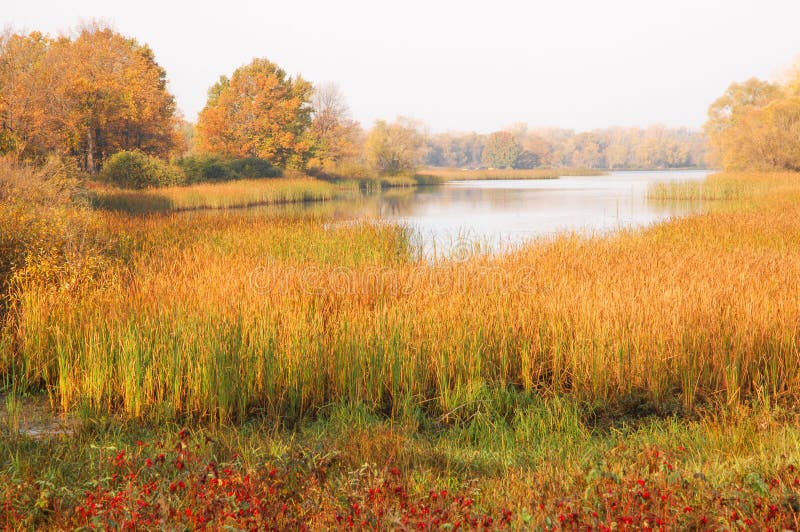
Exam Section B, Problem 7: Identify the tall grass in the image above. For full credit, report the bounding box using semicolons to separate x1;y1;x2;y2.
89;178;338;213
4;171;800;424
647;171;799;201
0;158;114;311
319;172;442;190
419;167;604;181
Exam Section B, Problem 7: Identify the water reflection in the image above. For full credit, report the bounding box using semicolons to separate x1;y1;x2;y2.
192;170;708;256
390;170;709;253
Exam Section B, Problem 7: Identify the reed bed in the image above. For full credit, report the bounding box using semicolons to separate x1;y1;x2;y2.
646;171;798;201
89;177;338;213
4;172;800;423
418;167;604;181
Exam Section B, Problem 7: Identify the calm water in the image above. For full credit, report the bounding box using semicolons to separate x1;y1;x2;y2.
312;169;705;256
372;170;709;253
206;170;709;256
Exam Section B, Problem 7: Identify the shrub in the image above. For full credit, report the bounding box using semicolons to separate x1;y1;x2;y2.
176;155;233;183
100;151;185;189
225;157;281;179
331;161;373;181
176;156;280;183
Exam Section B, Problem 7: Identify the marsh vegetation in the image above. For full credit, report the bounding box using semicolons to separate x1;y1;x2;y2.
3;18;800;532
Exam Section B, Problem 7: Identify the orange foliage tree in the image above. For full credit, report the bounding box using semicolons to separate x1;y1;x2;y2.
0;31;54;159
196;58;314;169
0;25;182;172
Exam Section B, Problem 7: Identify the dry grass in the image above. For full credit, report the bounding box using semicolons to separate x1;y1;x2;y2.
88;177;338;213
3;170;800;424
418;167;604;181
647;171;798;201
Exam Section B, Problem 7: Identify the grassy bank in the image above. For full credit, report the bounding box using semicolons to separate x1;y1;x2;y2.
418;167;604;181
314;170;444;190
647;171;799;201
88;177;339;213
3;164;800;528
4;172;800;423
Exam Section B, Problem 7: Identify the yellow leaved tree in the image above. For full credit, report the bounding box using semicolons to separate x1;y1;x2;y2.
196;58;314;169
705;74;800;171
0;24;182;172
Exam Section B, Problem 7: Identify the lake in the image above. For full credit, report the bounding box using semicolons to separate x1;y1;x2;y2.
325;169;708;257
375;170;708;253
205;169;709;257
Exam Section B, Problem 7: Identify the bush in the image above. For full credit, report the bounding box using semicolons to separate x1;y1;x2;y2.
100;151;185;189
226;157;281;179
176;156;280;183
331;161;373;181
176;155;233;183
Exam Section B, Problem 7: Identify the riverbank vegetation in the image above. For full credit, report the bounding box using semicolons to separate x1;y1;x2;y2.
423;126;707;170
88;177;339;213
4;19;800;531
3;164;800;527
4;170;799;423
2;25;707;194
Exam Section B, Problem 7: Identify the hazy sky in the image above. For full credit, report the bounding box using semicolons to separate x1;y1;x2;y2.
5;0;800;133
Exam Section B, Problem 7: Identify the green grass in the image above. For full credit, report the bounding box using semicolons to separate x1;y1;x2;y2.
1;398;799;529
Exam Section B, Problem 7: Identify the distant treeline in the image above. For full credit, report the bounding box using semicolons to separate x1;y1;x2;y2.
423;126;707;170
2;23;708;191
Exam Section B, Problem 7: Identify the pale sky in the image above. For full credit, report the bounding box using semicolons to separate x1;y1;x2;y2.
5;0;800;133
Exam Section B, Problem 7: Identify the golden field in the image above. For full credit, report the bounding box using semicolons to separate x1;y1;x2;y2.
4;164;800;529
4;170;800;424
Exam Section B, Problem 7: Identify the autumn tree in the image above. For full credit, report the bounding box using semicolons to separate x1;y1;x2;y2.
364;119;424;174
703;77;800;170
0;31;54;159
522;134;551;167
308;82;361;169
54;25;182;172
423;132;484;168
605;143;628;169
481;131;521;168
570;133;604;168
196;58;313;169
512;150;539;169
0;25;182;172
